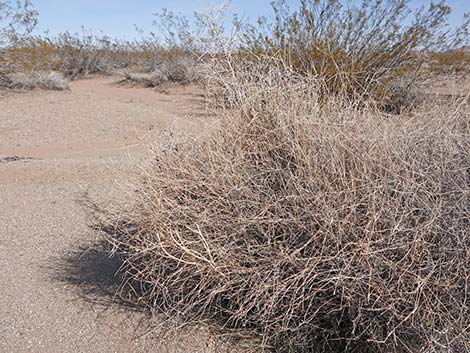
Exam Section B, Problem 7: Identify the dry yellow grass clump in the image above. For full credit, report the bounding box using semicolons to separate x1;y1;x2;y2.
8;70;68;90
106;66;470;353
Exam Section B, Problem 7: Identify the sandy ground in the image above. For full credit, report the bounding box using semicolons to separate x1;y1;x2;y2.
0;78;222;353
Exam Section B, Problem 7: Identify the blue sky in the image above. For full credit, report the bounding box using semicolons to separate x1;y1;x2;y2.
32;0;469;39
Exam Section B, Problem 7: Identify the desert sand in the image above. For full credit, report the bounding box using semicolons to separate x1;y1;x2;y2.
0;78;214;352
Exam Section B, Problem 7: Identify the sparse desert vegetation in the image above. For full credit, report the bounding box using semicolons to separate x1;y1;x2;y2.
1;0;469;353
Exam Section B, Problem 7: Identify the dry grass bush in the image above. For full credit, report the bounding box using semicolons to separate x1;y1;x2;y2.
381;76;425;113
105;66;470;353
120;54;199;88
0;68;12;87
150;55;199;85
118;72;156;88
9;70;68;90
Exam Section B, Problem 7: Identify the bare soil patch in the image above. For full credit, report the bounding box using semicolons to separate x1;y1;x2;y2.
0;77;227;353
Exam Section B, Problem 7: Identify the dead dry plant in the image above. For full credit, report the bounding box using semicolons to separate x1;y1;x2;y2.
104;66;470;353
9;70;68;90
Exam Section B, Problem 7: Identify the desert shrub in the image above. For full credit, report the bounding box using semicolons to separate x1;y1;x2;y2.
0;0;37;46
5;30;204;82
9;70;68;90
150;55;199;85
0;65;12;87
49;31;110;78
430;48;470;74
235;0;469;108
8;31;116;78
105;66;470;353
380;76;425;113
0;0;37;87
118;72;155;88
2;4;207;83
6;30;169;79
144;0;469;109
120;54;200;87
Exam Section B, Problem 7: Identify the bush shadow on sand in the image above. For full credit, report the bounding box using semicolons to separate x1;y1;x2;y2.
48;226;253;353
48;234;144;313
